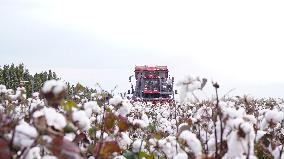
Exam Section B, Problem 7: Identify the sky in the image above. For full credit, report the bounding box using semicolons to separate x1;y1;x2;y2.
0;0;284;98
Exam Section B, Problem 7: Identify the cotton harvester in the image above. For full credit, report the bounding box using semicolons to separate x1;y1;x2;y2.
128;66;176;102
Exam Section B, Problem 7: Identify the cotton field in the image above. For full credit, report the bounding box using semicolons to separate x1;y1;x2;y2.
0;78;284;159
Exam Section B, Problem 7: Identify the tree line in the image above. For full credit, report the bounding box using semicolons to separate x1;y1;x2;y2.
0;63;96;98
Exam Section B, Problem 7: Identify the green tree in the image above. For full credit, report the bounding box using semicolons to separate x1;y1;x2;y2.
0;64;59;97
0;63;96;98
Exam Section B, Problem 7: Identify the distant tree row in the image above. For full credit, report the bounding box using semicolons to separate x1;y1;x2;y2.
0;63;96;98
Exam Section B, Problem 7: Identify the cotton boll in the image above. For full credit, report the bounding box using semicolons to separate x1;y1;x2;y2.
162;142;174;158
41;135;52;144
264;110;276;121
32;92;40;98
223;107;245;119
110;96;123;106
117;101;132;117
243;115;257;124
265;110;284;123
17;87;26;93
117;132;132;150
42;80;57;93
227;118;244;129
44;107;67;130
95;130;108;139
113;156;126;159
133;119;148;128
54;81;66;94
149;138;157;146
91;93;96;98
26;147;41;159
225;120;255;158
260;119;268;130
207;138;216;153
170;119;177;125
240;122;253;134
64;133;76;141
33;109;44;118
141;113;149;125
274;111;284;123
0;105;4;112
42;80;66;95
42;156;58;159
157;136;179;158
14;121;38;148
53;83;65;95
16;135;35;148
84;101;101;118
178;130;202;157
16;121;38;137
84;101;101;116
30;102;39;112
219;101;228;109
96;114;104;124
84;109;93;118
133;113;149;128
6;89;14;95
132;139;146;153
255;130;267;142
92;105;101;114
0;85;7;94
162;110;170;118
272;145;284;159
9;91;21;101
224;131;246;159
72;110;91;131
89;117;96;123
0;85;6;90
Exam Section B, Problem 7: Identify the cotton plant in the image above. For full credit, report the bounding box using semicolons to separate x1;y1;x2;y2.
223;118;256;159
1;79;284;158
0;80;81;159
256;108;284;158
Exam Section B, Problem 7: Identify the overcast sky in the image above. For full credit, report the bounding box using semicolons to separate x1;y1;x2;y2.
1;0;284;97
